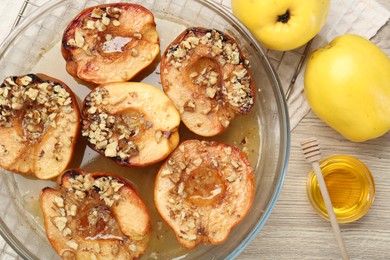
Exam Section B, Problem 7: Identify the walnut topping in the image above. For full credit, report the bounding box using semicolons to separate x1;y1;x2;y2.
54;196;64;208
184;99;196;112
67;173;124;208
192;158;202;167
68;6;123;53
53;216;67;232
160;167;172;177
106;7;121;18
206;87;217;98
66;240;79;250
224;147;232;155
19;76;32;86
84;20;95;30
93;243;101;254
44;168;151;259
82;88;144;161
166;29;254;113
105;141;118;157
231;159;240;168
66;204;77;216
62;227;72;237
129;244;137;252
187;234;197;241
91;8;104;18
157;140;256;247
105;33;113;41
133;33;142;40
62;251;76;259
226;172;237;182
130;49;139;57
101;14;110;26
155;130;163;143
74;29;85;48
0;75;75;141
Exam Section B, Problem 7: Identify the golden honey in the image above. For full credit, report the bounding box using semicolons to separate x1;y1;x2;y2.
307;154;375;223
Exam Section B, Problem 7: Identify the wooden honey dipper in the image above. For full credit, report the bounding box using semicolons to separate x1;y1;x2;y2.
301;137;349;260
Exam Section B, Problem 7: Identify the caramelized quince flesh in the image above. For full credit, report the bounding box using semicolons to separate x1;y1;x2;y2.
40;169;150;259
160;27;255;136
62;3;160;84
81;82;180;167
154;140;255;249
0;73;80;179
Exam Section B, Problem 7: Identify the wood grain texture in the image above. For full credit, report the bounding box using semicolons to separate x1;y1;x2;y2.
238;111;390;259
238;0;389;257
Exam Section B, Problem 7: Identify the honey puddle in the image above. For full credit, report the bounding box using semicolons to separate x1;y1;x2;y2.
12;17;262;258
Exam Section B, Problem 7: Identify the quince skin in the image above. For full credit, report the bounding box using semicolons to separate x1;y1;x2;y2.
304;34;390;142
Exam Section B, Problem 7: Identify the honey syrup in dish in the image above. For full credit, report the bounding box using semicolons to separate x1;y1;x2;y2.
10;16;262;259
307;155;375;223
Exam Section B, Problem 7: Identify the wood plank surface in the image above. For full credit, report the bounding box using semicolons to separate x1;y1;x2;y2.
238;111;390;259
238;0;390;257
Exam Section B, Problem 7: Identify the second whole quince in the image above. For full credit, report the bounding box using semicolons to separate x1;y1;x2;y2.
304;34;390;142
232;0;330;51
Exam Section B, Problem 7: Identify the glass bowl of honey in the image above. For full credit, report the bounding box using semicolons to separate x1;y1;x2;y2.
306;154;375;223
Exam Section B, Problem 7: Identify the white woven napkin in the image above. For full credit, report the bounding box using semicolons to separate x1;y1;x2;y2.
220;0;389;130
286;0;390;129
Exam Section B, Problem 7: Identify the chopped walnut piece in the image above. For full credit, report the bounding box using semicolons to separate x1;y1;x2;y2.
91;8;104;18
74;29;85;48
184;99;196;112
62;227;72;237
84;20;95;30
155;140;254;249
53;216;67;232
66;240;79;250
19;76;32;86
206;87;217;99
95;20;106;32
105;141;118;157
101;14;110;26
54;197;64;208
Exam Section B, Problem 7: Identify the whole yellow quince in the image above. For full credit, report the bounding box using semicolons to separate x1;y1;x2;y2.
231;0;330;51
304;34;390;142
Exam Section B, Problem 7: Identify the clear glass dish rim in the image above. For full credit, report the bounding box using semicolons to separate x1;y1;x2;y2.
0;0;290;259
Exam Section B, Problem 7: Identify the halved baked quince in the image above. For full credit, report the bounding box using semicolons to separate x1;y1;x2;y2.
81;82;180;167
160;27;255;137
40;169;150;259
62;3;160;84
0;74;80;179
154;140;255;249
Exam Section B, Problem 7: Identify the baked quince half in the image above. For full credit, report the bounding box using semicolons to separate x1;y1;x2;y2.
62;3;160;84
0;74;80;179
154;140;255;249
81;82;180;167
160;28;255;136
40;169;150;259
